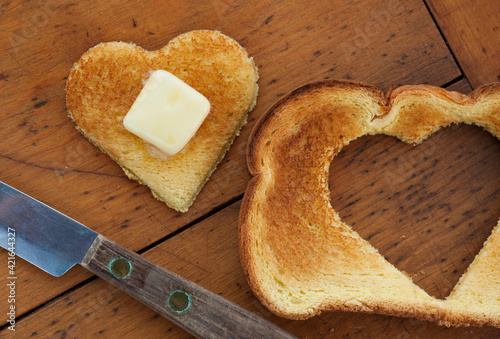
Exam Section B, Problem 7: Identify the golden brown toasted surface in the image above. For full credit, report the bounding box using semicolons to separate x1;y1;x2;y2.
66;30;259;212
239;80;500;326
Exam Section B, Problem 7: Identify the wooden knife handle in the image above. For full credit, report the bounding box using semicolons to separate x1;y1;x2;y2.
81;235;296;339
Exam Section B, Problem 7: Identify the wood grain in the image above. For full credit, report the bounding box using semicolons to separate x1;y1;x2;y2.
81;235;296;338
445;78;472;94
425;0;500;88
0;0;497;337
0;0;459;316
6;200;500;338
329;123;500;300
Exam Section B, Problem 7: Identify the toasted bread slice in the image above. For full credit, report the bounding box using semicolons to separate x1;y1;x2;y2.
239;80;500;327
66;30;259;212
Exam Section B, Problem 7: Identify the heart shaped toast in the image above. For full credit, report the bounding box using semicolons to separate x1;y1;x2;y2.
239;80;500;327
66;30;259;212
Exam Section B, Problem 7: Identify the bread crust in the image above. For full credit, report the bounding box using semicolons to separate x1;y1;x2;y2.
66;30;259;212
239;80;500;327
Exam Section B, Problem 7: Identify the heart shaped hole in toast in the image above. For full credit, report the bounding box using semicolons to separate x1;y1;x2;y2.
240;80;500;326
329;124;500;299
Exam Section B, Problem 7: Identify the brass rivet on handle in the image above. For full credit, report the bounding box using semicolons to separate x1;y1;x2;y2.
109;257;132;279
168;290;191;313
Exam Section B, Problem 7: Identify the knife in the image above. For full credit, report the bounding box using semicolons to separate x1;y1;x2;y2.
0;181;296;338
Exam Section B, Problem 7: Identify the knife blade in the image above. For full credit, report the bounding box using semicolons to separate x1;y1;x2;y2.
0;181;296;339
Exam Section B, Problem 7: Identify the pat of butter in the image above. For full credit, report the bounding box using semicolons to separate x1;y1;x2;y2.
123;70;210;155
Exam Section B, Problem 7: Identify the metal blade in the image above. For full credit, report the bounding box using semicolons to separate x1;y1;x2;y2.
0;181;98;276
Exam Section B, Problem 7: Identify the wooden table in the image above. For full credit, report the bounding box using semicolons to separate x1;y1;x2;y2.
1;0;499;337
